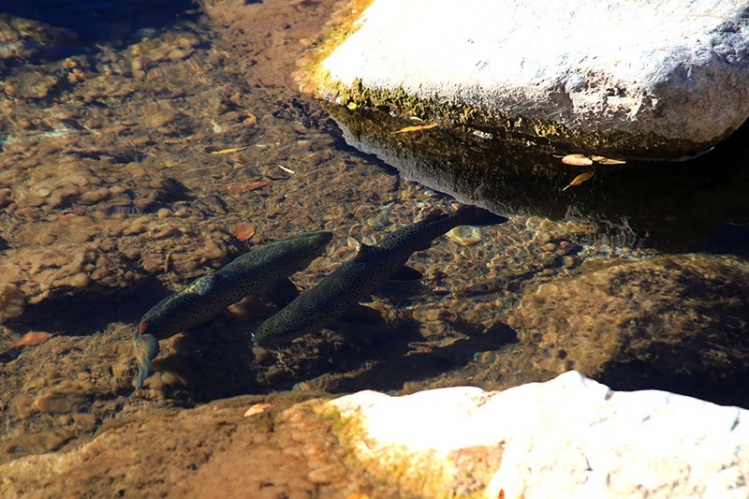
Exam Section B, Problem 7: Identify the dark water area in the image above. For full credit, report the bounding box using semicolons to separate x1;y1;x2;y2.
327;105;749;256
1;0;197;62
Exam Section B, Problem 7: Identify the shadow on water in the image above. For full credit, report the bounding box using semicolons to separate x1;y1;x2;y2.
2;0;198;60
326;104;749;254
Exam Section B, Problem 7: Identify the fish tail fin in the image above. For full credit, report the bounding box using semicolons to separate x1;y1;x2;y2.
456;205;508;226
133;333;160;392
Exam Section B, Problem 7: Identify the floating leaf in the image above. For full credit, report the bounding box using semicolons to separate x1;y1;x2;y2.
234;222;256;242
591;155;627;165
12;331;54;348
390;123;437;134
211;146;247;155
561;153;594;166
562;170;595;191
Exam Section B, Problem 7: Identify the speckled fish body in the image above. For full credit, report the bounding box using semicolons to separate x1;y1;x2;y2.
133;230;333;390
252;206;508;347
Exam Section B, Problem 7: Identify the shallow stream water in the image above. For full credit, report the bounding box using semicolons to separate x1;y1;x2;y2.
1;0;748;465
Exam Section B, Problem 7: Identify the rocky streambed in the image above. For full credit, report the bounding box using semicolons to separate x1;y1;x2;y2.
1;1;748;497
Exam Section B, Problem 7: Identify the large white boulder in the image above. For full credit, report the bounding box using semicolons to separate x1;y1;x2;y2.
330;371;749;498
305;0;749;159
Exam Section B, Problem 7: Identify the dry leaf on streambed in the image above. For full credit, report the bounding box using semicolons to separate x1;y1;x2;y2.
591;155;627;165
234;222;256;242
562;170;595;191
210;146;248;155
390;123;438;134
12;331;54;348
561;153;626;166
561;153;594;166
243;402;273;417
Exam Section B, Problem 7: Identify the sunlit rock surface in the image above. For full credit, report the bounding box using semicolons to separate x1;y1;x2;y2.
3;372;747;498
305;0;749;159
330;371;749;498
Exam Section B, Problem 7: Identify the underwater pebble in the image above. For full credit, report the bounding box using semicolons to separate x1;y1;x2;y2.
5;429;75;456
306;465;342;485
562;256;577;268
148;110;178;129
418;321;447;338
68;272;90;289
33;383;88;414
252;346;273;362
159;370;186;388
79;187;110;204
121;216;150;235
72;413;96;431
446;225;483;246
156;208;172;218
0;188;12;207
541;242;558;252
0;283;26;321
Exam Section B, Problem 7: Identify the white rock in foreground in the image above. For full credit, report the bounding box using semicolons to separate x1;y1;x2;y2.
313;0;749;158
330;371;749;498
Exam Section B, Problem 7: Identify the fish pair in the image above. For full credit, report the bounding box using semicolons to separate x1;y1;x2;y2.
132;205;508;390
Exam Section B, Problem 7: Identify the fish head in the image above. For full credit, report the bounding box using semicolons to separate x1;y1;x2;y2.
251;324;299;349
280;230;333;267
292;230;334;256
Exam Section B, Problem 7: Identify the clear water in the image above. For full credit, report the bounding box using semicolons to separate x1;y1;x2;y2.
1;0;748;465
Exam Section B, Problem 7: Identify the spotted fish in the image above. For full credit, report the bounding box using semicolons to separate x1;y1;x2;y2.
133;230;333;390
252;205;508;347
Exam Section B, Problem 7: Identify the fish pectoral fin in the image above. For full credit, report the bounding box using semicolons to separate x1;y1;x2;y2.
389;266;423;282
339;304;384;326
264;278;301;308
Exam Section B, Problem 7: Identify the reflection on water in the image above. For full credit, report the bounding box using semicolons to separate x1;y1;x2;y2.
326;105;749;254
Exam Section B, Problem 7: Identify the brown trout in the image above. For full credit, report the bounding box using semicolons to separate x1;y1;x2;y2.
252;205;508;347
133;230;333;390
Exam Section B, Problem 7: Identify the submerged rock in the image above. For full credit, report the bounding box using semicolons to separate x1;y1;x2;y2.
513;253;749;404
300;0;749;159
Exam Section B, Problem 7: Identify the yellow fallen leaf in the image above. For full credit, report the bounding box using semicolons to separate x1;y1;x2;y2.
561;153;594;166
346;102;358;110
591;155;627;165
234;222;256;242
244;113;257;127
243;402;272;417
211;146;247;155
12;331;54;348
562;170;595;191
390;123;437;134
